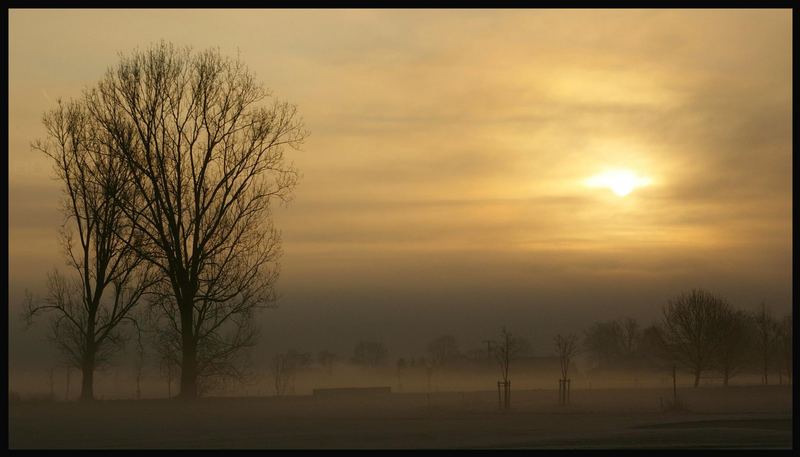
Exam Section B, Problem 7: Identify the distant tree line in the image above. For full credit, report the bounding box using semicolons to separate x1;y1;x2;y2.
274;287;793;397
581;290;792;387
343;288;791;392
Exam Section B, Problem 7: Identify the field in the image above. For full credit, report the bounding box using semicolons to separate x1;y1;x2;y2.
8;384;792;449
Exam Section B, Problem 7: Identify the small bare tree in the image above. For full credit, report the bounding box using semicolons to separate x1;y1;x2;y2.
86;42;306;398
555;334;579;380
555;333;579;405
24;100;154;401
660;289;729;387
494;327;528;409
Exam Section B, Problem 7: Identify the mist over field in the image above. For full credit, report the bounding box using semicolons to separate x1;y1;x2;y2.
7;8;793;450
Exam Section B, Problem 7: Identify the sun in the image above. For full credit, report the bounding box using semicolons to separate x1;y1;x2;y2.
584;169;652;197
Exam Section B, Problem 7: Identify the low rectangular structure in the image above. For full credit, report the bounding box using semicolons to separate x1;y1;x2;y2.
312;387;392;397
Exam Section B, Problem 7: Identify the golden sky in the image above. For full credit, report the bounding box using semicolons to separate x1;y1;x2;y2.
8;9;792;358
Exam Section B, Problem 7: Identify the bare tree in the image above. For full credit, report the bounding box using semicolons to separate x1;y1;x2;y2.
555;334;579;380
85;42;306;398
751;302;778;385
495;328;529;382
660;289;730;387
714;309;751;386
24;100;154;401
554;334;579;405
352;341;388;368
494;327;527;409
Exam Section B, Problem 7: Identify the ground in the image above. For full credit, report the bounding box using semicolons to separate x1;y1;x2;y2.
8;385;792;449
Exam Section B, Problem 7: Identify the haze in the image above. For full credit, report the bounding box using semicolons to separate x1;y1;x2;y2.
8;9;792;373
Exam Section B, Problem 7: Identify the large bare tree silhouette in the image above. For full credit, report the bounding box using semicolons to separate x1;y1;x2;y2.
84;42;306;398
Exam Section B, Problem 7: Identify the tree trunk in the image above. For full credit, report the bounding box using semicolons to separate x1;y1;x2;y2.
80;356;95;401
179;353;198;398
693;369;701;388
179;303;198;399
723;369;729;387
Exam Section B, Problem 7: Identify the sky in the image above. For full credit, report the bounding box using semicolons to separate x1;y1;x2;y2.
7;9;793;369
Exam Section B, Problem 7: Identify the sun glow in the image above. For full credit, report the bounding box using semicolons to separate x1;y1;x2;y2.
585;170;652;197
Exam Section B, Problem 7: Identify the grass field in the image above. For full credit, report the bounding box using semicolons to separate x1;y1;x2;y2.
8;385;792;449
